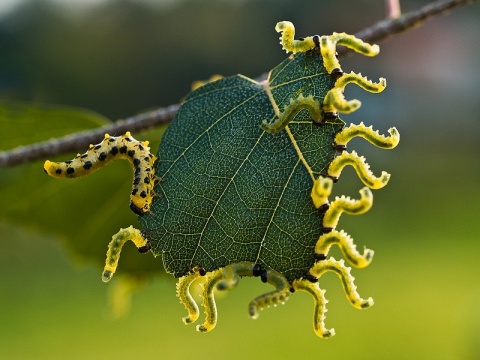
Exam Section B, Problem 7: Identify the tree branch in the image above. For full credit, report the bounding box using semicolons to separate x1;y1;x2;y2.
340;0;473;55
0;0;473;167
1;105;178;166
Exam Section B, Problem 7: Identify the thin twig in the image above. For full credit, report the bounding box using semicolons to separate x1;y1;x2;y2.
0;105;178;166
386;0;402;19
0;0;473;167
341;0;473;55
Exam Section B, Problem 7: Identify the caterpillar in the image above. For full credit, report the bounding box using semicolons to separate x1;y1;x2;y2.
44;132;158;215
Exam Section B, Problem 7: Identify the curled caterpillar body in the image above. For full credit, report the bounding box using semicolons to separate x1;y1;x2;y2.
44;132;157;215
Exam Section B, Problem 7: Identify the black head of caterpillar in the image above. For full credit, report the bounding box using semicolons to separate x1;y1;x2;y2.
44;132;158;215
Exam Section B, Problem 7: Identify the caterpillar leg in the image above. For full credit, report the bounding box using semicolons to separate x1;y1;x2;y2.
328;151;390;189
194;262;291;333
315;230;373;268
311;175;333;209
177;270;204;324
275;23;381;75
262;94;321;133
217;262;291;319
102;226;150;282
334;122;400;150
311;175;373;227
322;187;373;230
311;177;373;267
308;258;374;309
293;279;334;338
320;32;380;74
323;72;386;114
44;132;157;215
197;268;225;333
186;263;245;332
296;258;373;339
191;74;223;91
275;21;318;53
247;266;291;320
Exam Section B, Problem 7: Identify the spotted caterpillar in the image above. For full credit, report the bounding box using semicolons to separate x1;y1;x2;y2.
44;132;157;215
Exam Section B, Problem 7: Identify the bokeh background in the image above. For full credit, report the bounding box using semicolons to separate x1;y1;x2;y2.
1;0;479;359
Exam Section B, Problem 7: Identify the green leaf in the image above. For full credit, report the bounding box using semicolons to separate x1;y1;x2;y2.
140;52;343;281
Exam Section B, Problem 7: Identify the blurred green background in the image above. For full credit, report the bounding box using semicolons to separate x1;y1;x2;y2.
1;0;479;359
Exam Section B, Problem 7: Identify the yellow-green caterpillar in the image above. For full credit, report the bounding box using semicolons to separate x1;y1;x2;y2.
44;132;157;215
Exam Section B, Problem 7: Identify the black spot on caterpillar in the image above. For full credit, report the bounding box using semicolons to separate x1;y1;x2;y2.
44;132;157;215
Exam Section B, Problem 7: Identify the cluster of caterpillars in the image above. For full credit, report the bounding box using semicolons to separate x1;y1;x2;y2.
44;22;399;338
175;119;399;337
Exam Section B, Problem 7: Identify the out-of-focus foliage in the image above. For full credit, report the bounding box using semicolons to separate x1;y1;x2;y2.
0;101;164;274
0;0;479;359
